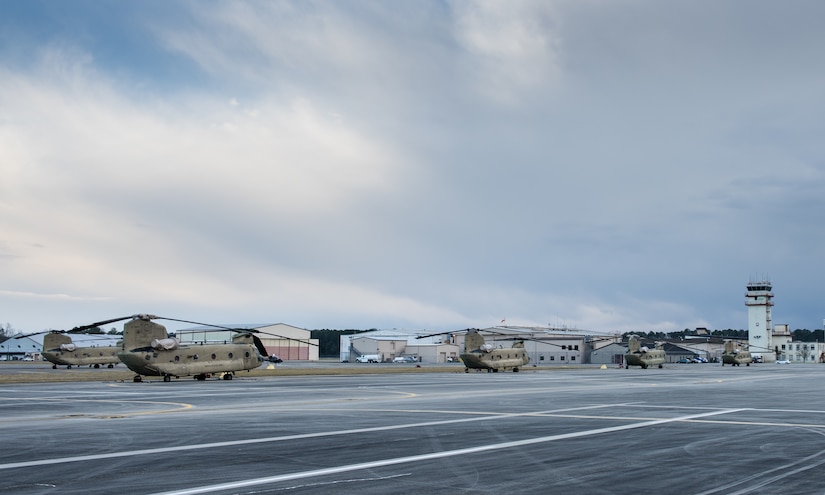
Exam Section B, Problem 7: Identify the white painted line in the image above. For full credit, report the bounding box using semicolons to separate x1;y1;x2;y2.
0;403;623;471
152;408;746;495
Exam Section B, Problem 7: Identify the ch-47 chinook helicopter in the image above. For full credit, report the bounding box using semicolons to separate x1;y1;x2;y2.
16;324;122;369
40;332;121;369
417;328;530;373
721;340;752;366
624;335;667;369
88;314;312;382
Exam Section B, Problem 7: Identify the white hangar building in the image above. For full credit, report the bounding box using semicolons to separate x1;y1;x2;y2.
341;327;607;365
341;329;460;363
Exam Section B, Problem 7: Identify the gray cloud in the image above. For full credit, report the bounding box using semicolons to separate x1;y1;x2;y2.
1;1;823;333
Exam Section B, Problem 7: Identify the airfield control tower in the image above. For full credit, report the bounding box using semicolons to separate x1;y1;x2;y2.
746;280;774;362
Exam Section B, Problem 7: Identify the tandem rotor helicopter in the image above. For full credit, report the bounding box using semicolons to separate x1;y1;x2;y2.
624;335;667;369
28;314;317;382
16;323;122;369
116;314;319;382
417;328;529;373
721;340;752;366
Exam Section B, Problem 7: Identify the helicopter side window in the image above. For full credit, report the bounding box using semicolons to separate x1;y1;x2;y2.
174;356;180;362
245;351;250;358
228;352;234;359
211;353;217;360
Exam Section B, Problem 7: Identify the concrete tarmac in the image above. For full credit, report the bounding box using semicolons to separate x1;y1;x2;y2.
1;364;824;494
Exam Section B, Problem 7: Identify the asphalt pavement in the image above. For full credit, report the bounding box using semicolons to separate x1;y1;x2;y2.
1;363;824;494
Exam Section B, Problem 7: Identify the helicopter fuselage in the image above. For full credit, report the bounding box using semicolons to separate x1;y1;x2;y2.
119;317;266;381
625;349;666;369
40;333;120;369
42;346;121;368
721;353;752;366
460;350;529;372
118;342;263;380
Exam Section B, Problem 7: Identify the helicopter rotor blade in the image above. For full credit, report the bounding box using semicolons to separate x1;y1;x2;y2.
15;314;144;338
148;318;318;348
147;317;256;332
415;329;474;340
69;315;149;333
254;330;319;347
251;335;270;358
13;329;66;339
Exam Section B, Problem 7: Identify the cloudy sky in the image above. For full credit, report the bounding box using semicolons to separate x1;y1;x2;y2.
2;1;824;334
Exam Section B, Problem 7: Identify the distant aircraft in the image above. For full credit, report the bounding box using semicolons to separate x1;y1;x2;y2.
721;340;752;366
417;328;531;373
17;326;121;369
624;335;666;369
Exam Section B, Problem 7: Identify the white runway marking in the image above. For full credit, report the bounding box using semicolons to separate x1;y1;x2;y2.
152;408;745;495
0;403;622;470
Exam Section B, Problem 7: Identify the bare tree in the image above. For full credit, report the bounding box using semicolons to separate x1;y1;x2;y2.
0;323;16;341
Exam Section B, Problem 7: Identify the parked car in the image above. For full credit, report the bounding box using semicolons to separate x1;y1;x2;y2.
267;355;282;363
356;354;381;363
776;360;790;364
677;358;691;363
393;356;416;363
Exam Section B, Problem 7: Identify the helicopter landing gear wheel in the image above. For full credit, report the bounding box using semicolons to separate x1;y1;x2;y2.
94;364;100;369
108;363;114;368
52;364;57;369
194;374;207;381
222;373;233;380
133;375;143;382
513;367;519;372
163;374;171;382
